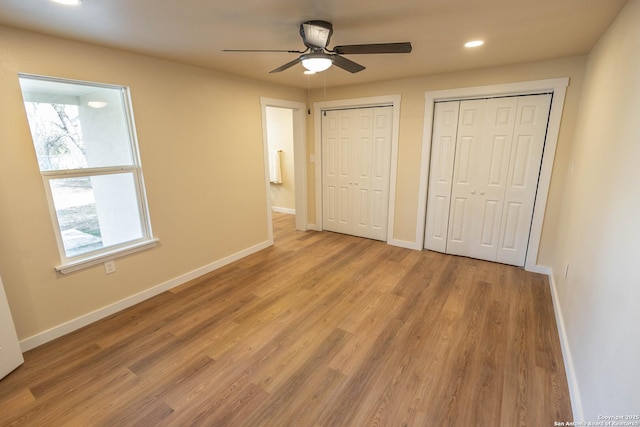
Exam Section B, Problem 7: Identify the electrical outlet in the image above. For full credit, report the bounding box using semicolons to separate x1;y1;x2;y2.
563;263;569;279
104;260;116;275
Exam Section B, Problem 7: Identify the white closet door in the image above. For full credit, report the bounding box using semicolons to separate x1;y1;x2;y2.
323;110;352;235
0;275;23;380
352;109;375;238
322;107;393;241
446;97;518;261
352;107;393;240
445;99;485;258
497;94;552;265
425;101;460;252
424;94;552;267
463;97;518;261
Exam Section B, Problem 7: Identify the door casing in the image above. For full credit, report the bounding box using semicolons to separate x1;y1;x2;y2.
0;275;23;380
425;95;552;267
313;95;402;244
322;106;393;241
419;78;569;272
260;97;307;243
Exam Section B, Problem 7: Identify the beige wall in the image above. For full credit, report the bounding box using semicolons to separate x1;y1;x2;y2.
0;25;305;341
307;56;586;265
0;22;586;345
266;106;296;211
4;8;637;416
551;0;640;419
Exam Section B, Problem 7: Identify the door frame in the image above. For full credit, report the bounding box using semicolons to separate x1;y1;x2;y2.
313;95;402;243
418;78;568;272
260;97;308;242
0;275;23;379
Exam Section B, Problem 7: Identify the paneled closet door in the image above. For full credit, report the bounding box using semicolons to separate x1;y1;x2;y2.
424;101;460;252
323;109;353;235
447;97;518;262
425;94;552;267
497;94;552;265
322;107;393;241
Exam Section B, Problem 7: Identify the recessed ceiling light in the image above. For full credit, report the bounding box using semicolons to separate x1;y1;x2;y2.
51;0;82;5
465;40;484;48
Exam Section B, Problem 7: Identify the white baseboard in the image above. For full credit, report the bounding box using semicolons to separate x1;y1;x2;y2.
271;206;296;214
387;238;422;250
526;264;551;275
19;239;273;352
547;268;583;421
307;223;321;231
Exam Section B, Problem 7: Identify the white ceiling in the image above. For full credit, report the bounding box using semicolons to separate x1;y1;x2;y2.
0;0;628;89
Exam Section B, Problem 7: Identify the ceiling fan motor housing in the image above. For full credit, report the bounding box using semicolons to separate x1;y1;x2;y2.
300;20;333;49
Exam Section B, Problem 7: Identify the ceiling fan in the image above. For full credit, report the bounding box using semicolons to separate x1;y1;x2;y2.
223;20;412;74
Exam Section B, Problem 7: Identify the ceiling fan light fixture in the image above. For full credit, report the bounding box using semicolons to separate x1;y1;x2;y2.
301;53;333;73
302;57;332;72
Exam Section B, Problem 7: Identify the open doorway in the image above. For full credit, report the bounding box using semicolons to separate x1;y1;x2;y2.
265;106;295;214
260;98;307;243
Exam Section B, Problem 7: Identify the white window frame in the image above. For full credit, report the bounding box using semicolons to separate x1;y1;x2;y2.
19;74;158;274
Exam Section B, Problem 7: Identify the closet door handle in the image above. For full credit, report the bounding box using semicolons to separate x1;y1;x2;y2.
470;190;476;195
480;191;485;195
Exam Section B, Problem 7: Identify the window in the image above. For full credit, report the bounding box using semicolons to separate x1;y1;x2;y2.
18;74;157;273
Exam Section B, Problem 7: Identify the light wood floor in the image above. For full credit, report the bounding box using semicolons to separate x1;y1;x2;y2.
0;213;572;426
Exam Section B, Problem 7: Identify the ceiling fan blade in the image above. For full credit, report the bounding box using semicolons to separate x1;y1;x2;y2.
332;54;365;73
269;57;302;73
333;42;412;55
223;49;305;53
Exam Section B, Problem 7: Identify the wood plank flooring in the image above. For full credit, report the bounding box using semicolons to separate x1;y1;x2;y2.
0;213;572;426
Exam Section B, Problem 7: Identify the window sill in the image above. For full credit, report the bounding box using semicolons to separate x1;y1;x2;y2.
55;238;160;274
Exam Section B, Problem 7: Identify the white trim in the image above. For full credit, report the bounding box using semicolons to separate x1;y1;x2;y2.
259;101;274;245
526;84;566;271
386;98;402;244
272;206;296;214
18;72;128;91
56;238;159;274
20;239;272;352
313;95;402;243
387;238;422;250
422;78;569;101
260;98;308;235
547;267;583;421
419;78;570;270
523;263;551;275
41;165;137;177
20;74;157;271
